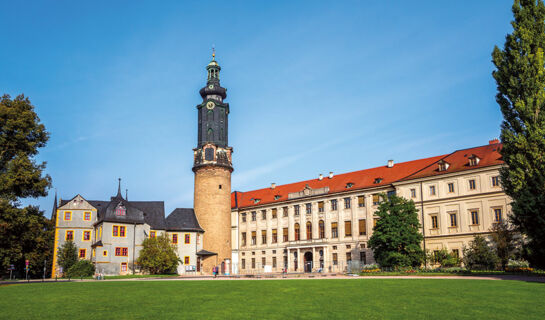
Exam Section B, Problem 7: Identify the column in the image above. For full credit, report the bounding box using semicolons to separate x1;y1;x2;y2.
312;247;316;272
297;248;301;271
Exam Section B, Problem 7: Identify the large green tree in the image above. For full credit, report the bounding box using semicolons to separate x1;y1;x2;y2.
0;94;53;278
492;0;545;268
368;194;424;268
137;234;179;275
56;240;78;276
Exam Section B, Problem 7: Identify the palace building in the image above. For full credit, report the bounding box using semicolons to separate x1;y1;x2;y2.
229;140;509;274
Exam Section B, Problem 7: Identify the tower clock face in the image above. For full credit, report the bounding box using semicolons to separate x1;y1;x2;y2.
206;101;215;110
208;84;214;89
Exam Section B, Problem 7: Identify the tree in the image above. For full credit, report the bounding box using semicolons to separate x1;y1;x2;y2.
67;260;95;278
0;94;51;203
368;194;424;268
492;0;545;268
56;241;78;275
489;221;519;270
137;234;179;275
463;235;500;271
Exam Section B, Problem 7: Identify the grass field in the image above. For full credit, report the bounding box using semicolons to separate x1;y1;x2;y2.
1;279;544;319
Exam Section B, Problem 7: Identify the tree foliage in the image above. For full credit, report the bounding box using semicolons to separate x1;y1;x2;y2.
137;234;179;275
463;235;500;271
67;260;95;278
0;94;51;203
368;194;424;268
492;0;545;268
489;221;519;269
428;249;461;268
56;241;78;276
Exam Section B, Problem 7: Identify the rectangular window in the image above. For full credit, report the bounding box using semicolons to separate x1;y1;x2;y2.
272;229;277;243
251;258;256;269
172;234;178;244
120;226;126;237
429;186;436;196
294;205;300;216
318;201;324;212
262;257;266;267
83;231;91;241
65;230;74;241
79;249;86;258
262;210;266;220
358;196;365;207
306;203;312;214
241;232;247;246
358;219;366;236
494;208;503;222
113;226;118;237
331;222;338;238
282;207;288;217
448;183;455;193
372;194;380;205
241;259;246;269
115;247;129;256
469;179;476;190
373;218;379;228
410;189;416;198
272;208;277;218
261;230;267;244
283;228;288;242
471;210;479;225
492;176;500;187
102;250;108;257
184;256;190;264
331;199;338;211
346;252;351;263
121;262;128;272
345;221;352;237
251;211;256;221
241;213;247;222
64;211;72;221
333;253;338;265
272;256;277;268
251;231;256;245
185;234;191;244
344;197;351;209
449;213;457;227
150;231;156;238
431;215;438;229
84;211;91;221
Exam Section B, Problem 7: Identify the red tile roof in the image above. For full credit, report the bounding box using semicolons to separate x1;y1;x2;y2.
231;143;504;209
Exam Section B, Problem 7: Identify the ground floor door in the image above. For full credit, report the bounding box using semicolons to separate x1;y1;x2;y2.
304;252;313;272
197;257;201;272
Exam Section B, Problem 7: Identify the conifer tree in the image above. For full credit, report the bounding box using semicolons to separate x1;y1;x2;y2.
492;0;545;268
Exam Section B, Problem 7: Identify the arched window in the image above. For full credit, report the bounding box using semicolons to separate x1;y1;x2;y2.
207;128;214;141
207;109;213;121
294;223;300;241
306;221;312;240
319;220;325;239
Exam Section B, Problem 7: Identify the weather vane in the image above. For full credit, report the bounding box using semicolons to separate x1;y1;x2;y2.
212;44;216;60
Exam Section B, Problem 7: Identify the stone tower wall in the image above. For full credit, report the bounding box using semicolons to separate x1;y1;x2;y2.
194;165;232;273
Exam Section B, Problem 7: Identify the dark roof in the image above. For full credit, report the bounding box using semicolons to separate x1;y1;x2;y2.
196;249;217;256
130;201;166;230
166;208;204;232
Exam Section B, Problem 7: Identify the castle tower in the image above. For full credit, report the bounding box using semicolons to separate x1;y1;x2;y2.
193;51;233;274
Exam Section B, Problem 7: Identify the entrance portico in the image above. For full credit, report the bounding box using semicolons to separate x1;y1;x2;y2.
286;243;326;272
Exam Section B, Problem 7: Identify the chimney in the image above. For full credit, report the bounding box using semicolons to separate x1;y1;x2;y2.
271;183;276;189
489;138;500;145
329;172;334;179
319;174;323;181
387;160;394;168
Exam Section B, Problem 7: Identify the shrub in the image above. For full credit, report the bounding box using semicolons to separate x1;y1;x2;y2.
66;260;95;278
429;249;461;268
137;234;179;274
463;235;499;270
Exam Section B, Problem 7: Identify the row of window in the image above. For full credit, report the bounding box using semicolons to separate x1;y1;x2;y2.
241;219;375;246
241;196;382;223
430;208;503;229
63;211;92;221
410;176;500;199
170;233;192;245
65;230;92;241
239;251;360;269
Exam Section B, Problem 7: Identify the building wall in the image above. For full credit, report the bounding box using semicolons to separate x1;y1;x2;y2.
231;165;509;273
168;231;203;274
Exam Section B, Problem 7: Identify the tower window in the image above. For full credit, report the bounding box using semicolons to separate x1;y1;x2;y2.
205;147;214;161
207;128;214;141
219;185;222;189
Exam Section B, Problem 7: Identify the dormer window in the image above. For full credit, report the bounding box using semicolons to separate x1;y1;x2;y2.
373;178;383;184
346;183;354;188
274;195;281;200
468;155;480;166
254;198;261;204
115;204;126;216
438;160;450;172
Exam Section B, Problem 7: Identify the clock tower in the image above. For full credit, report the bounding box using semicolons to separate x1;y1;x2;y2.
193;52;233;274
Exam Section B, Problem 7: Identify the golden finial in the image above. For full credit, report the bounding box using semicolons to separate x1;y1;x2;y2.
212;45;216;60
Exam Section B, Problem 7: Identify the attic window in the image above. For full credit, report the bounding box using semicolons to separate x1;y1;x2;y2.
346;183;354;189
438;160;450;172
468;155;480;166
254;199;261;204
373;178;383;184
115;204;126;216
274;195;281;200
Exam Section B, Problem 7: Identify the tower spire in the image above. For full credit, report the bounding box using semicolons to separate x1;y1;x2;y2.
117;178;122;198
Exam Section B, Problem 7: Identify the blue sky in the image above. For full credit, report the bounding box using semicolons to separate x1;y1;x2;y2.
1;1;513;217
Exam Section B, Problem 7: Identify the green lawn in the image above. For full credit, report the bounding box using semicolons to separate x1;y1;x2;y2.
1;279;544;319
